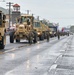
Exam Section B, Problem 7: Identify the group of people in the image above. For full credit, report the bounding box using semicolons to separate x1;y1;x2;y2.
46;31;60;42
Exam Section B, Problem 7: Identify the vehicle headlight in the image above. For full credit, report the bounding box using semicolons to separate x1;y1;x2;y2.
38;32;40;35
50;32;52;34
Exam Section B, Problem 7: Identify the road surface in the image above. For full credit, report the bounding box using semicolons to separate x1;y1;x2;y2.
0;35;73;75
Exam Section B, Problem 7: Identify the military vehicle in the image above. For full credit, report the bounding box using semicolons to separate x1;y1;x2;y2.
10;14;37;44
33;20;49;40
0;11;6;49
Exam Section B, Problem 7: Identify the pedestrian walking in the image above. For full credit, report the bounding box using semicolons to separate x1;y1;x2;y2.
57;31;60;40
46;31;50;42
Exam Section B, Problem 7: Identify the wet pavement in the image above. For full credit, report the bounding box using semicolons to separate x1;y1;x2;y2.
0;35;73;75
44;35;74;75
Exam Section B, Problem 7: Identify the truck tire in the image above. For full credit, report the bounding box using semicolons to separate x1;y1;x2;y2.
39;34;44;40
0;45;5;49
33;36;37;43
28;33;33;44
0;36;5;49
39;35;42;40
10;32;14;43
16;39;20;43
33;31;38;43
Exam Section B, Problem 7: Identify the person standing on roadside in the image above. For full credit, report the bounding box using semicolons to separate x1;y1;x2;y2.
46;31;50;42
57;30;60;40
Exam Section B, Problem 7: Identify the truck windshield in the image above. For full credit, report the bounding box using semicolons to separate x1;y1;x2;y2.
21;16;31;23
34;22;40;27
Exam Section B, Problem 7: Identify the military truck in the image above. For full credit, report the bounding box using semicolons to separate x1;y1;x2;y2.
10;14;38;44
33;20;50;40
0;11;6;49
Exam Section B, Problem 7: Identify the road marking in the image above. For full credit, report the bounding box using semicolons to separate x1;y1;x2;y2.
4;48;18;53
50;64;57;70
4;44;29;53
54;54;62;63
5;70;14;75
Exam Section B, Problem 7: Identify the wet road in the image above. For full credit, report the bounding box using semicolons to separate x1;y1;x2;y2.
0;35;73;75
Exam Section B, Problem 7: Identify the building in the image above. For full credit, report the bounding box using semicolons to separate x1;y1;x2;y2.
0;3;21;29
12;4;21;25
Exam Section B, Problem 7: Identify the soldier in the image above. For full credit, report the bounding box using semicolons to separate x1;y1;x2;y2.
46;31;50;42
29;32;33;45
33;29;38;43
68;32;69;36
57;31;60;40
27;18;30;25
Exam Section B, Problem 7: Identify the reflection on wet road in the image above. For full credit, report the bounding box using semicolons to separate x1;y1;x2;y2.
0;35;73;75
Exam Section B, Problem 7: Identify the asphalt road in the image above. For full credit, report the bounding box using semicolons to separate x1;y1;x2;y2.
0;35;73;75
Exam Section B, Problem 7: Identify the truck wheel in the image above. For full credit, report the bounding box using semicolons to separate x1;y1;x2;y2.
0;45;5;49
10;32;14;43
33;36;37;43
39;34;44;40
16;39;20;43
39;35;42;40
42;34;44;40
0;37;5;49
33;32;38;43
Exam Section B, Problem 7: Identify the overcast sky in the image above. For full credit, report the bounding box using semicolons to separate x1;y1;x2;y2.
0;0;74;28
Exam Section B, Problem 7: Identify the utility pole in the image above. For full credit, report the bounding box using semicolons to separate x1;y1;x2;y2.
6;2;13;28
25;10;31;14
37;16;39;21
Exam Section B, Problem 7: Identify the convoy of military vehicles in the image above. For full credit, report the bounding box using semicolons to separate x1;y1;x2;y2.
9;14;50;44
0;10;70;49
